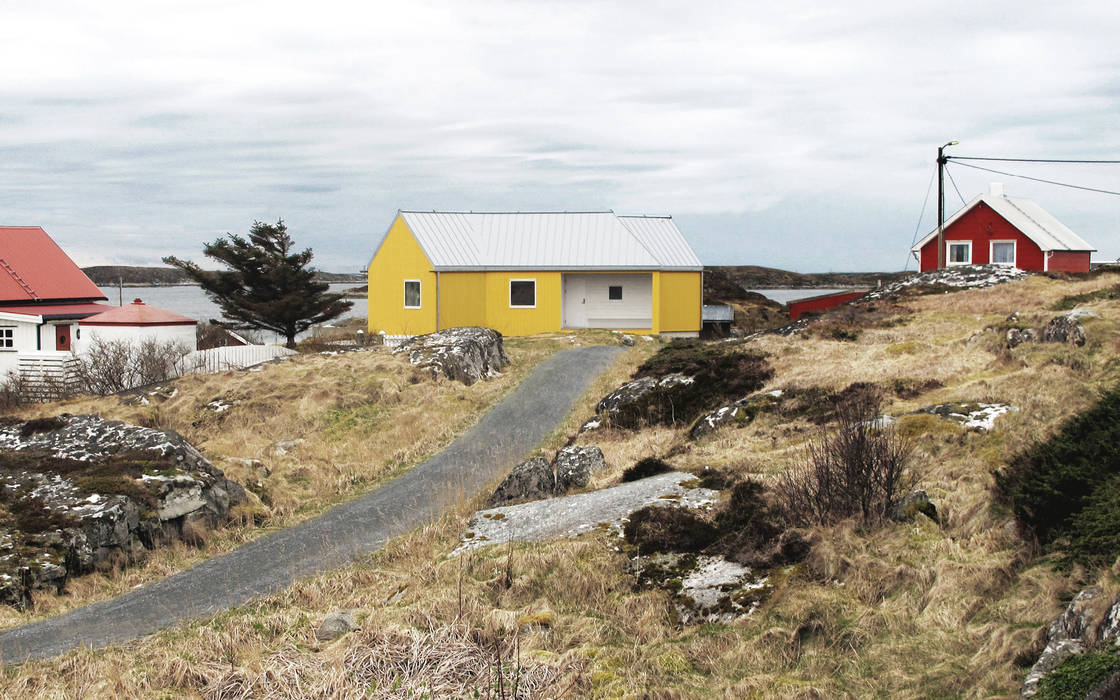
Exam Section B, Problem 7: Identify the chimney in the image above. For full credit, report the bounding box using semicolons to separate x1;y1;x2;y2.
989;182;1005;197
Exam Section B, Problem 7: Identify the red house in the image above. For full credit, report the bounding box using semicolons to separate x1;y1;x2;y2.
911;184;1095;273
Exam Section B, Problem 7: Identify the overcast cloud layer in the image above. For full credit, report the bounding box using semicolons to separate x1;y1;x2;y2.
2;0;1119;272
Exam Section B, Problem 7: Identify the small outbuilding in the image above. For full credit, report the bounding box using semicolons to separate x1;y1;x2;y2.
78;299;197;353
367;211;703;339
911;184;1095;273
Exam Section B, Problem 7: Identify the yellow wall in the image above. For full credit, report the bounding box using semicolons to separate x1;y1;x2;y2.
657;271;702;332
438;272;486;327
367;216;437;336
478;271;563;336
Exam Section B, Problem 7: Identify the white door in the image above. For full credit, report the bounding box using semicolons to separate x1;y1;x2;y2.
562;274;652;329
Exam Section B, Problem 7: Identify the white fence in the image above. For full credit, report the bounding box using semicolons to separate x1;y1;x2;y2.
17;353;80;402
177;345;298;375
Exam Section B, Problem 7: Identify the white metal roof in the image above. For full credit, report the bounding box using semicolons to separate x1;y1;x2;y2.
911;192;1095;253
379;211;702;271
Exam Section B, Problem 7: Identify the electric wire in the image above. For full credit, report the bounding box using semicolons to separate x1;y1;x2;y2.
903;165;937;271
945;166;967;206
949;161;1120;197
949;156;1120;164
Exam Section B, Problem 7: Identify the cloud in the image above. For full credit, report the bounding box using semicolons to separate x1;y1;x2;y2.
0;0;1118;270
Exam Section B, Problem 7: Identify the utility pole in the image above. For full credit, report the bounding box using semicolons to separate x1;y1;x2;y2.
936;140;958;269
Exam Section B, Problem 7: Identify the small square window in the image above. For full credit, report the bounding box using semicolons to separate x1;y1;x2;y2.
608;285;623;300
510;280;536;307
948;242;971;264
0;328;11;348
404;280;421;308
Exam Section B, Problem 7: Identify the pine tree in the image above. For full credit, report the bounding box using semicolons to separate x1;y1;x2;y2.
163;220;352;348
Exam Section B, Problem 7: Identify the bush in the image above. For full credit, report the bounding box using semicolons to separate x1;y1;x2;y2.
621;457;674;482
624;506;719;554
73;337;190;395
1036;651;1119;700
774;395;913;528
995;386;1120;551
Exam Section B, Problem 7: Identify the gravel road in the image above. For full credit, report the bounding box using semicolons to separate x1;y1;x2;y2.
0;344;622;664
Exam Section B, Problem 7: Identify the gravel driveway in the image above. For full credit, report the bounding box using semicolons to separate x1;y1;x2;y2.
0;344;622;663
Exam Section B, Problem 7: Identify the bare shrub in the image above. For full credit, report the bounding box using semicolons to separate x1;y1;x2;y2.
196;322;264;350
0;371;29;410
73;337;190;395
775;395;914;528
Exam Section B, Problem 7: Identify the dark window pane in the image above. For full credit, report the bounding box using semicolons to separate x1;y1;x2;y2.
404;280;421;307
510;280;535;307
949;244;969;263
608;285;623;300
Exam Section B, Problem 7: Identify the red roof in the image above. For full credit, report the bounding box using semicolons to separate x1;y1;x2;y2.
81;298;196;326
0;227;106;303
0;303;113;320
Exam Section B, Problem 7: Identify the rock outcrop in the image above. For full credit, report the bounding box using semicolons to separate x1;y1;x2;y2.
915;402;1016;431
1042;312;1089;346
862;264;1026;302
394;326;510;386
1023;586;1120;697
487;445;606;507
580;373;695;432
0;414;246;608
689;390;783;440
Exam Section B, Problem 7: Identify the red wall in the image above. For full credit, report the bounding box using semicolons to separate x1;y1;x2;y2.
919;202;1044;271
788;291;865;320
1047;251;1092;274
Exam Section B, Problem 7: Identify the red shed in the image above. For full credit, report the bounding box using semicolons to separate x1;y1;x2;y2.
910;184;1095;273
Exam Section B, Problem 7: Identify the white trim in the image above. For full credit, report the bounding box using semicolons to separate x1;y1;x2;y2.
947;241;972;265
509;278;537;308
989;240;1016;266
403;279;422;309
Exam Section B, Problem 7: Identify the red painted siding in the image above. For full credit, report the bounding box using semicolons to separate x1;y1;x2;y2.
788;291;866;320
1046;251;1091;274
918;202;1044;272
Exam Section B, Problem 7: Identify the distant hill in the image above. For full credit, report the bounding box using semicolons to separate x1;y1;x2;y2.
708;265;912;289
82;266;365;286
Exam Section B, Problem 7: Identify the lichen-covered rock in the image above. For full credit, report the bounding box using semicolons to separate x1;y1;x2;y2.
1023;586;1115;697
1007;328;1038;348
1042;313;1088;346
0;414;246;609
553;445;605;492
581;373;695;432
892;489;938;522
689;390;783;440
394;326;510;386
862;264;1026;302
316;610;360;641
487;456;554;507
915;402;1016;431
630;552;768;624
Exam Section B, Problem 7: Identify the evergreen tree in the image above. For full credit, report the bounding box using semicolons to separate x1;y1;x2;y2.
163;220;352;348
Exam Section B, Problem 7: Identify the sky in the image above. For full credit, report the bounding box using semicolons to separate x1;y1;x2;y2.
2;0;1119;273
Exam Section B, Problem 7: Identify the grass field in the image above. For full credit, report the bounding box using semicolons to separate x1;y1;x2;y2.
4;275;1120;697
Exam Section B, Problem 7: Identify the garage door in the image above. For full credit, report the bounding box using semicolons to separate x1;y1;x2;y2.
562;274;652;329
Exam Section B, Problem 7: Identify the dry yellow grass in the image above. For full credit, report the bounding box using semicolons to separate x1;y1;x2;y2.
5;276;1120;697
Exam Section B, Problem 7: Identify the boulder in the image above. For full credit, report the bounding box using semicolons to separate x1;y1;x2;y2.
892;489;938;522
1023;586;1120;697
1042;313;1087;346
487;456;554;507
554;445;605;491
0;414;247;609
1007;328;1037;348
394;326;510;386
689;390;783;440
315;610;360;641
915;402;1016;431
581;373;695;432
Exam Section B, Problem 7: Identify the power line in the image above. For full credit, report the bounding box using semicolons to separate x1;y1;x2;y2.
948;161;1120;197
904;165;936;271
950;156;1120;164
945;166;967;206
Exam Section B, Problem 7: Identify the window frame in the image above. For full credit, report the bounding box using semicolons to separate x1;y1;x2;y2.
508;278;537;309
990;240;1017;266
0;327;12;350
947;241;972;266
403;279;422;309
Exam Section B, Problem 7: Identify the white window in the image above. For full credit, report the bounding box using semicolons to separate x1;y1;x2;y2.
948;241;972;265
608;285;623;300
0;328;12;349
509;279;536;308
991;241;1016;265
404;279;421;308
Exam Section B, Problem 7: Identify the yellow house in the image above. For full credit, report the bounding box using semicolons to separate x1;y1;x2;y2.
367;211;703;339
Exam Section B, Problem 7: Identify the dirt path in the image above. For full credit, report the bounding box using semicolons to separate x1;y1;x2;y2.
0;345;622;664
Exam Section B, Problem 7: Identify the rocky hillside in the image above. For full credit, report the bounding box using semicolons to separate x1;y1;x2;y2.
82;265;364;286
709;264;912;289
